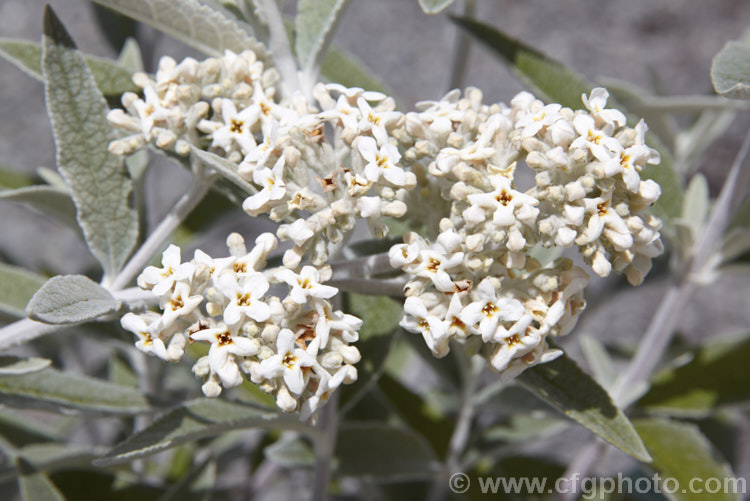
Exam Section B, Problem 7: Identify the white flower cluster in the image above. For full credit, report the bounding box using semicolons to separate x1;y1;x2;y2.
107;51;415;268
108;48;664;392
121;233;361;417
389;87;663;378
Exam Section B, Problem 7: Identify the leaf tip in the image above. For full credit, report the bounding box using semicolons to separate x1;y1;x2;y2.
42;4;76;50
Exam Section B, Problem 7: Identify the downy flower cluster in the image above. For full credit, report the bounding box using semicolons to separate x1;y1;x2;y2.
107;51;415;268
109;47;664;402
121;233;361;418
390;87;663;378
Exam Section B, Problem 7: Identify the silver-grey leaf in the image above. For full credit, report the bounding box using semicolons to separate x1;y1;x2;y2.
0;37;138;95
26;275;121;325
0;357;52;376
190;147;257;195
712;40;750;99
295;0;349;74
0;185;79;232
95;398;311;465
90;0;270;65
0;366;151;414
42;7;138;279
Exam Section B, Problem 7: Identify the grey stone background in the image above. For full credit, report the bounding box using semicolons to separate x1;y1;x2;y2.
2;0;750;485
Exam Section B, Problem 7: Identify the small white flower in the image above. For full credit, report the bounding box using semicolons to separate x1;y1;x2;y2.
190;323;259;388
121;312;168;360
357;136;407;186
356;97;401;146
400;296;449;357
276;266;338;305
243;156;287;216
463;175;539;228
217;272;270;324
570;114;620;162
138;244;194;296
209;99;259;153
258;329;317;395
159;282;204;328
461;278;526;342
582;88;626;128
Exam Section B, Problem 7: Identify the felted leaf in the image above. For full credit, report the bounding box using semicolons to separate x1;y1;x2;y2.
26;275;120;325
0;263;46;318
42;7;138;278
711;40;750;99
295;0;349;73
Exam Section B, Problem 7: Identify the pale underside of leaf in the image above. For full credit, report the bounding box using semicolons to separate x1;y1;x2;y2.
0;38;138;95
712;41;750;100
90;0;271;66
26;275;121;325
95;398;310;466
42;7;138;278
517;352;652;462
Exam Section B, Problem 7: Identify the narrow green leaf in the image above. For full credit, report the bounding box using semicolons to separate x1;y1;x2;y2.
517;352;651;462
42;7;138;278
321;45;393;97
16;458;65;501
0;263;46;318
335;422;440;481
418;0;456;15
95;398;310;466
639;332;750;417
634;418;741;501
90;0;270;64
0;409;69;449
712;41;750;100
484;414;568;443
0;357;51;376
0;186;79;231
450;16;684;222
295;0;349;73
0;38;138;96
0;367;151;414
190;147;256;196
26;275;121;325
264;435;315;468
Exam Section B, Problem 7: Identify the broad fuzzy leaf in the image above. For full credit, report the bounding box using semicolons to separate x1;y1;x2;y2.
95;398;310;466
90;0;270;65
639;332;750;417
634;418;741;501
26;275;121;325
712;41;750;100
42;7;138;279
517;352;651;462
0;263;46;318
0;367;151;414
0;38;137;95
450;16;684;222
295;0;349;73
335;423;440;481
418;0;456;14
0;185;79;231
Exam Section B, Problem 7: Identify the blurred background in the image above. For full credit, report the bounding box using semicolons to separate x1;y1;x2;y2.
2;0;750;485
